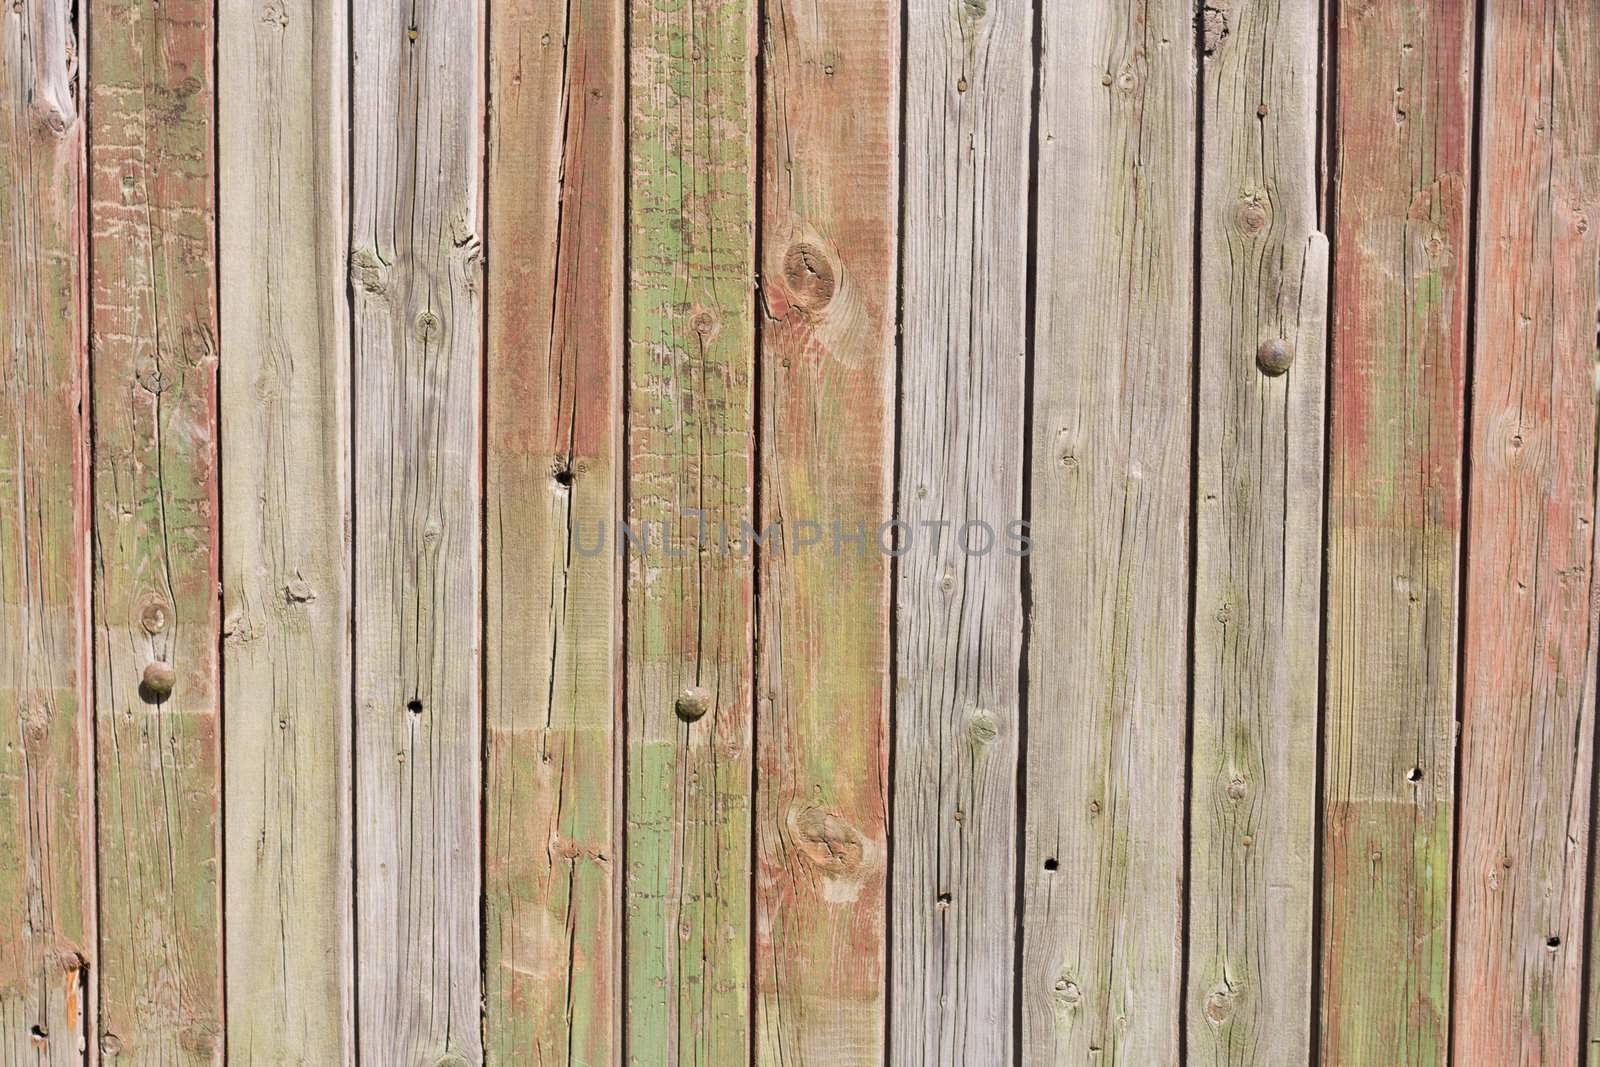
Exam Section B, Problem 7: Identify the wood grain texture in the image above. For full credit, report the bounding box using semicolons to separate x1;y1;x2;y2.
624;0;755;1062
1321;4;1473;1064
349;0;484;1062
1019;2;1193;1064
1189;1;1324;1061
217;0;352;1061
893;1;1028;1063
483;0;622;1061
755;1;897;1064
1455;0;1600;1062
88;0;223;1056
0;0;92;1060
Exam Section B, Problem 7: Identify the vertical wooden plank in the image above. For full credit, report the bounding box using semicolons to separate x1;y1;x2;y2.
1019;2;1193;1064
624;0;755;1058
88;0;222;1056
1455;0;1600;1062
217;0;352;1061
755;1;896;1064
893;1;1028;1063
483;0;622;1061
1320;3;1473;1063
1189;0;1324;1061
0;0;92;1060
349;0;484;1062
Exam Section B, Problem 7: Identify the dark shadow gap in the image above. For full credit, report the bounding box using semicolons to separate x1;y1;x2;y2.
748;0;766;1060
1309;0;1338;1061
617;0;634;1062
1011;0;1044;1063
885;0;911;1061
1179;0;1208;1062
1446;1;1489;1063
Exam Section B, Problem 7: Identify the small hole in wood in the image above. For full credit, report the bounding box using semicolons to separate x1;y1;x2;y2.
1547;935;1562;950
554;467;574;488
936;892;952;907
407;698;423;715
1044;858;1059;872
29;1025;46;1040
1406;766;1423;783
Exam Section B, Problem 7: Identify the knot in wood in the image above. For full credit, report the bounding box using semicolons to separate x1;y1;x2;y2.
52;949;86;974
141;660;177;703
1234;197;1269;236
1204;988;1235;1024
180;322;217;367
790;806;864;874
1202;4;1230;56
690;310;720;340
1256;338;1294;376
135;356;165;394
140;597;169;633
350;249;389;294
965;708;999;745
782;243;835;312
415;310;441;341
675;686;712;723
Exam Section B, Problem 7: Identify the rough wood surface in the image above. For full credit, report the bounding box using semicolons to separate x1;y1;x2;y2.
624;0;756;1062
894;1;1029;1063
217;0;352;1061
0;0;93;1061
1321;4;1473;1064
483;0;622;1061
1020;2;1193;1064
1189;2;1324;1061
755;1;897;1064
88;0;223;1057
349;0;484;1062
1455;1;1600;1062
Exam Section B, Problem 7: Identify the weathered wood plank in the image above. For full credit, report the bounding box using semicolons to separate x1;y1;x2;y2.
1020;3;1194;1064
894;1;1029;1063
217;0;352;1061
1320;3;1473;1063
483;0;622;1061
349;0;484;1063
1189;1;1324;1061
88;0;223;1056
1455;0;1600;1062
0;0;92;1060
754;2;897;1064
624;0;756;1059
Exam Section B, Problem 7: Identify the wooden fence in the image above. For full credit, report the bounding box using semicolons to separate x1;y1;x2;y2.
2;0;1598;1064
